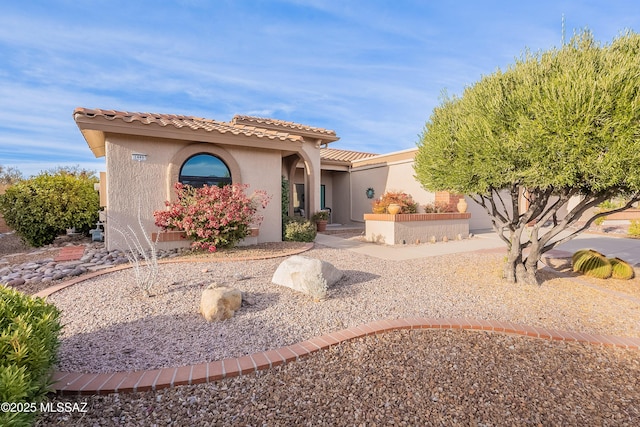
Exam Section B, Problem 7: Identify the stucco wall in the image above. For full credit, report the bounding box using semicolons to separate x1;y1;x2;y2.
103;135;282;251
331;172;351;224
350;164;389;220
350;158;494;231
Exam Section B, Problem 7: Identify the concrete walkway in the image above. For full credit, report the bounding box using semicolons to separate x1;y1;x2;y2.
315;231;504;261
315;230;640;265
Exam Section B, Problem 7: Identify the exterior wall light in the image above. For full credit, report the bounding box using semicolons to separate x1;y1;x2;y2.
366;188;375;199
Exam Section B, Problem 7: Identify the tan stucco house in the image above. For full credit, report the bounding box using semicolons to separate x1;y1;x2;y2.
74;108;493;250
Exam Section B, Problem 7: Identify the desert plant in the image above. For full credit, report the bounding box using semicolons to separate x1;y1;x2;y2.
571;249;593;266
572;249;613;279
609;257;635;280
0;285;62;426
154;183;270;252
112;202;160;297
304;272;328;301
414;30;640;285
0;170;99;247
629;219;640;237
283;216;317;242
371;191;418;214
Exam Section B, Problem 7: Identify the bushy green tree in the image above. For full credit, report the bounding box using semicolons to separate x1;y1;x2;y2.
415;30;640;285
0;170;99;246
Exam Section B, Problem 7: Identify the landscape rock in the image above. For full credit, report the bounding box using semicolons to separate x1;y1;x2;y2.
0;243;184;287
271;255;343;300
199;284;242;321
7;278;26;287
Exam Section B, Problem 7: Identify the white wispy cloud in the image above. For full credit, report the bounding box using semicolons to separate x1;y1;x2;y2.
1;0;638;178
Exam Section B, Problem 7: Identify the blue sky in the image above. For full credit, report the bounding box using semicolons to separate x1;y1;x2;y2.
1;1;639;178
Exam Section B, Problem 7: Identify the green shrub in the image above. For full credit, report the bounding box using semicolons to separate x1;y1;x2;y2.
629;219;640;237
572;249;612;279
0;285;62;426
0;171;99;247
283;216;317;242
609;257;635;280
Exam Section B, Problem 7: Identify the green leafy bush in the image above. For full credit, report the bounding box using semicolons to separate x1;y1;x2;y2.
283;216;317;242
154;183;270;252
0;285;62;426
629;219;640;237
0;171;99;247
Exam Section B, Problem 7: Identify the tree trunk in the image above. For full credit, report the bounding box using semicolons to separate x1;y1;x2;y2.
503;228;540;285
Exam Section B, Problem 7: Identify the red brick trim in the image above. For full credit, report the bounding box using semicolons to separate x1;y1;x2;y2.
152;228;260;242
364;213;471;221
54;246;86;262
51;318;640;396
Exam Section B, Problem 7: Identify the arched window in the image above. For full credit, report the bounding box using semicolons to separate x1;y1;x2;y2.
179;154;232;188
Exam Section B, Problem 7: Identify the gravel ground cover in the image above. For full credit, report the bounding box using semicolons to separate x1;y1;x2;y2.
0;231;635;426
45;246;640;374
37;329;640;426
34;242;640;425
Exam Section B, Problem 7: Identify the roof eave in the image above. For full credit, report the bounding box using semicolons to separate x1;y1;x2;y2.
74;114;305;153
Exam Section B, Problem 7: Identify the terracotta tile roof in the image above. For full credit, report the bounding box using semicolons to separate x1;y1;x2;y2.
74;108;306;143
232;115;338;141
320;148;378;163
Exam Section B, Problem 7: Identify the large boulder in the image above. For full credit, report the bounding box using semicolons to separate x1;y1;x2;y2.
200;284;242;322
271;255;343;300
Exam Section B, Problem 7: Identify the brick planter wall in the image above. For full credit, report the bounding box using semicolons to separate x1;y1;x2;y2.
605;209;640;220
151;228;261;249
364;213;471;245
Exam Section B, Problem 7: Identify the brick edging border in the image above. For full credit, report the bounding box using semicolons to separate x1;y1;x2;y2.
51;317;640;396
33;242;314;299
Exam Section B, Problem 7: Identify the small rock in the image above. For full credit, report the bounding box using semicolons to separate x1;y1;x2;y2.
200;285;242;322
7;278;26;286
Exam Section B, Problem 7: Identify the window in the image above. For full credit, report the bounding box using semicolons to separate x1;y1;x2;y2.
179;154;232;188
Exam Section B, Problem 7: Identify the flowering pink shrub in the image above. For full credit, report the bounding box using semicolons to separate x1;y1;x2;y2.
154;183;271;252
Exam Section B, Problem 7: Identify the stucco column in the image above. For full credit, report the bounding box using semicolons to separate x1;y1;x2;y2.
299;143;321;217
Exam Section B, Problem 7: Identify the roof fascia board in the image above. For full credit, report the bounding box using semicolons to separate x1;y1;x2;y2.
350;147;418;168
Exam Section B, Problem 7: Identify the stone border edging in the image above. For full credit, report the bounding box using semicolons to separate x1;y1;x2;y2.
50;317;640;396
33;242;314;299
